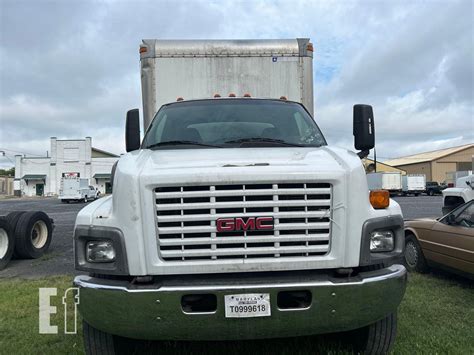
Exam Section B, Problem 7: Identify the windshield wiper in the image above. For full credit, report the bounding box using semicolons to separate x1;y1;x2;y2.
224;137;304;147
146;141;222;149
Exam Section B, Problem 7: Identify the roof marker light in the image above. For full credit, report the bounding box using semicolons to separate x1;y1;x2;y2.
280;96;287;100
139;47;147;53
229;93;236;97
214;94;221;98
243;93;251;97
306;43;314;52
176;97;184;101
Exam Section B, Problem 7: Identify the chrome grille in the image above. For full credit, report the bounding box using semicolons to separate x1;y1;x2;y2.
155;183;332;261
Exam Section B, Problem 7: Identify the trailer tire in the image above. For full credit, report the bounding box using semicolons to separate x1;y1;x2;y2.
14;211;53;259
83;320;116;355
353;313;397;354
0;217;15;270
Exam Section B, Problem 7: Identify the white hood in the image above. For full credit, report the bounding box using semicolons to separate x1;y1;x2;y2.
120;146;364;186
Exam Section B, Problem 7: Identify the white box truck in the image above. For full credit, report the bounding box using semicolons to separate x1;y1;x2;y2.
402;174;426;196
74;39;406;354
59;177;98;203
366;172;403;195
442;173;474;214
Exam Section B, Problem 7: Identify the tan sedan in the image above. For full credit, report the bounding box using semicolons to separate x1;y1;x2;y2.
404;200;474;278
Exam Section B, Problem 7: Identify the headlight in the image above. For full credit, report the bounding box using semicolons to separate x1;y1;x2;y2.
370;231;394;252
86;240;116;262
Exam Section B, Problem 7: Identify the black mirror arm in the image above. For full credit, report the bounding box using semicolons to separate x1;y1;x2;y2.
357;149;370;159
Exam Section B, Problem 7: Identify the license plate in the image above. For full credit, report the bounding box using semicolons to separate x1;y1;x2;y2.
224;293;271;318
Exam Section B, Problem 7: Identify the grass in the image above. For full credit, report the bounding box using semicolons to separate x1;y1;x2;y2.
0;271;472;354
31;251;62;265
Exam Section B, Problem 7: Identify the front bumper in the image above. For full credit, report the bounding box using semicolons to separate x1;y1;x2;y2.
74;264;407;340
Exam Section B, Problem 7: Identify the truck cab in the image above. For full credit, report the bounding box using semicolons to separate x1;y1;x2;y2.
73;39;406;354
442;174;474;214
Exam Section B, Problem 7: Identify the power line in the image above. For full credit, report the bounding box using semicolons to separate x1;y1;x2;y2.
0;147;45;157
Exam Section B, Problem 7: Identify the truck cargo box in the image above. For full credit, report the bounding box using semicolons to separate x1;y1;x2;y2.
402;174;426;195
366;172;403;193
139;39;314;129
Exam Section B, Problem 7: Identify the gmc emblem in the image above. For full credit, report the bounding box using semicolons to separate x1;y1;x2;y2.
216;217;274;232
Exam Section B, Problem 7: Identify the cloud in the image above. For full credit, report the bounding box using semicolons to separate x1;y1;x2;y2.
0;0;472;169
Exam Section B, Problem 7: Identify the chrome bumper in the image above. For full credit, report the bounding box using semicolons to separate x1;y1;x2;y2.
74;264;407;340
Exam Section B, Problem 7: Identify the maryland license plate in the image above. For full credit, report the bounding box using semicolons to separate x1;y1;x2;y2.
224;293;271;318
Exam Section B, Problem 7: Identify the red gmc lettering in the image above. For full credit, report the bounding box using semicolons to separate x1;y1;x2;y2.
256;217;274;230
216;217;274;232
235;218;255;231
216;218;235;232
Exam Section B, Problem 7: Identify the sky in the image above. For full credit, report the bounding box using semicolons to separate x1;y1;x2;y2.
0;0;473;168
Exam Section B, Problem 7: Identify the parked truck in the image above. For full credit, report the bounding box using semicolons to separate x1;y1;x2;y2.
59;177;99;203
366;172;403;195
442;173;474;215
402;174;426;196
73;39;406;354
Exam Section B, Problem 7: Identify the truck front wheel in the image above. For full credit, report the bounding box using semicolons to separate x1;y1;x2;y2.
83;320;116;355
352;313;398;354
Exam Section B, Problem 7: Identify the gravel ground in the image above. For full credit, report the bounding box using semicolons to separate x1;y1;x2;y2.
0;195;444;279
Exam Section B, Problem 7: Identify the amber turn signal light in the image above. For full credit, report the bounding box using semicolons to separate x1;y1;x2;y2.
370;190;390;209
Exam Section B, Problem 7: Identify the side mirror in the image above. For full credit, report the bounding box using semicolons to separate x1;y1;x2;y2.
353;104;375;158
125;109;140;152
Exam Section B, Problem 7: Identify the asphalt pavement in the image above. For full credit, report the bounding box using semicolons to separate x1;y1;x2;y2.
0;195;444;279
392;195;443;219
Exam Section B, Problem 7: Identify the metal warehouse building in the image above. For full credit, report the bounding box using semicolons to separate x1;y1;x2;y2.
384;143;474;183
362;158;406;174
14;137;119;197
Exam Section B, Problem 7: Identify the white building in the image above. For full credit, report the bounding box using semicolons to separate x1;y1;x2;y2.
14;137;119;197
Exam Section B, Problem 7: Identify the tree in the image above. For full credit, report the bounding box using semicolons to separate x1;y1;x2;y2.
0;167;15;176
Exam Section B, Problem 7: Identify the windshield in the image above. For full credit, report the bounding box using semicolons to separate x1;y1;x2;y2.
142;99;327;149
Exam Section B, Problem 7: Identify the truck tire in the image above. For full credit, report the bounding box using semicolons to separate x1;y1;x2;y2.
353;313;397;354
84;196;88;203
428;190;434;196
5;211;26;231
0;217;15;270
404;234;429;273
83;320;116;355
14;211;53;259
5;211;26;259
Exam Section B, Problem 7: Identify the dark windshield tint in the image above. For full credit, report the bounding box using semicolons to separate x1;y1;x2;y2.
142;99;326;149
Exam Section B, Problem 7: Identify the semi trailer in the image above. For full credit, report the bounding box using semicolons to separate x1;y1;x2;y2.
73;39;406;354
